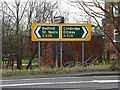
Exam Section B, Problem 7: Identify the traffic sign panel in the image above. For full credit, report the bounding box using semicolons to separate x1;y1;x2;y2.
31;23;91;41
62;25;88;39
31;23;60;41
34;25;59;39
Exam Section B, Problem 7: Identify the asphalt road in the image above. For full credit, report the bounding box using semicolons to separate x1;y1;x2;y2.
1;75;120;90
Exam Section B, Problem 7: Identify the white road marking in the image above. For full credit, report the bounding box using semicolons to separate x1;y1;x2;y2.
93;76;119;77
1;80;119;87
93;80;120;83
0;81;92;87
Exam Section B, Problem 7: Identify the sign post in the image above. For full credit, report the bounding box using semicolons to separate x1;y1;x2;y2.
55;42;58;68
60;41;63;67
54;16;64;68
38;42;40;68
82;41;84;66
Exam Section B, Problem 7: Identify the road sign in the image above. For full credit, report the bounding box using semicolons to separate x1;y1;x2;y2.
32;23;60;41
62;25;88;39
34;25;59;39
31;23;91;41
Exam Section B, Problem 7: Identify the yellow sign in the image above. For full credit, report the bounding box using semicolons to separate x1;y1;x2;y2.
31;23;91;41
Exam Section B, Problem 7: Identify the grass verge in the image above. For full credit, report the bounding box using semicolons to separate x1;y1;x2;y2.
1;64;115;77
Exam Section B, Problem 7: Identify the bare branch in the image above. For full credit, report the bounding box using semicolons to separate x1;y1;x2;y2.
0;9;16;21
93;16;120;52
77;0;120;52
4;1;16;19
82;1;105;17
19;0;29;21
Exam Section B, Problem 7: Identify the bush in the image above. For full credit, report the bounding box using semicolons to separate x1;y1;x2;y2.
110;59;120;71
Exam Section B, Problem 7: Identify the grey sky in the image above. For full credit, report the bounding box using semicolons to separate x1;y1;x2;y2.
0;0;105;25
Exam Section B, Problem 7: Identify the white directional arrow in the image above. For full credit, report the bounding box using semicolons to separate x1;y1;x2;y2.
82;26;88;39
35;26;41;39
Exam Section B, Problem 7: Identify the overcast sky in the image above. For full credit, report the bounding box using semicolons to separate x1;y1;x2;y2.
58;0;104;25
0;0;105;25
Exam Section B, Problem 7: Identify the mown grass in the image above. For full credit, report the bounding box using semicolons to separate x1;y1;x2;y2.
2;58;38;64
1;64;114;77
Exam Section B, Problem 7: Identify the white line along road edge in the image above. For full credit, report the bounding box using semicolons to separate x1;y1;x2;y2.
1;80;120;87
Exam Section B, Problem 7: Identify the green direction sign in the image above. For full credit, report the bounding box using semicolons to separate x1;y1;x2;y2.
34;25;59;39
62;25;88;39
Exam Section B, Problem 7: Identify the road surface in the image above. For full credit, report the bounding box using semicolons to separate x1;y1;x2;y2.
1;75;120;90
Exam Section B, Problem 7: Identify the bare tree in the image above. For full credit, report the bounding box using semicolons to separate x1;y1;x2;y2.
1;0;59;69
26;1;59;69
0;0;30;70
67;0;120;56
1;3;16;69
26;1;38;69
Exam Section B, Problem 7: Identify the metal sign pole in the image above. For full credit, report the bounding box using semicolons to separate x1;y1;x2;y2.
60;41;63;67
56;41;58;68
82;41;84;66
38;41;40;68
0;23;2;69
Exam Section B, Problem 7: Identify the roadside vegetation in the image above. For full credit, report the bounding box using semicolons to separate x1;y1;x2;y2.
2;61;119;77
2;58;38;64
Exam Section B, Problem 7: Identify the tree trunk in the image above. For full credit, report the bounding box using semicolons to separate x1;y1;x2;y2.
16;2;22;70
26;41;33;70
26;42;38;70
